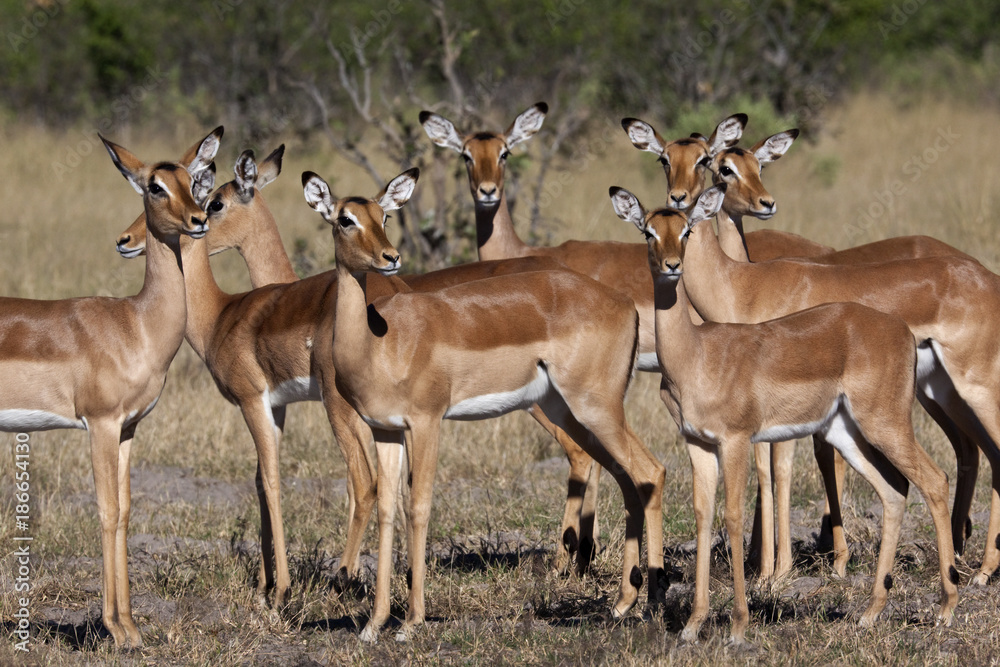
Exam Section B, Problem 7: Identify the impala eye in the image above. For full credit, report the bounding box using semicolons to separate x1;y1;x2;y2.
208;199;224;213
642;229;654;241
657;157;668;166
337;216;356;229
462;154;473;165
148;182;164;195
719;165;734;177
698;156;711;167
500;150;510;161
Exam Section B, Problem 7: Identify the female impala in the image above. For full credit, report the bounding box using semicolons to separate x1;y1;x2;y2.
0;130;216;647
610;184;958;644
302;168;665;643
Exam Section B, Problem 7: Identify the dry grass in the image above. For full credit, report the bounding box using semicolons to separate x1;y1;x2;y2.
2;91;1000;664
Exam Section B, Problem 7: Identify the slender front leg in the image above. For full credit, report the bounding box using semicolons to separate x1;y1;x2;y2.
772;440;795;579
241;399;291;607
720;439;751;645
398;419;442;641
114;425;142;647
681;440;719;643
360;430;405;643
751;441;774;580
88;418;133;647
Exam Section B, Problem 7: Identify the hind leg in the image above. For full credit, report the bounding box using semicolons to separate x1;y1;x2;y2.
814;436;850;576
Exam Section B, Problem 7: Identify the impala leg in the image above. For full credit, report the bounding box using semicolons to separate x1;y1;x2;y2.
88;419;131;647
720;438;751;645
241;399;291;608
527;405;599;576
751;441;774;581
397;419;441;641
772;440;795;579
324;386;378;582
360;429;405;644
814;436;849;576
681;440;719;643
114;425;142;647
917;390;978;555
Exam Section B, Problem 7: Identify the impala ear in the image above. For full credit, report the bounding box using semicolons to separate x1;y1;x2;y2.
505;102;547;148
377;168;419;212
621;118;666;156
687;184;727;227
181;126;224;170
101;135;145;195
234;150;257;199
420;110;464;152
752;129;799;165
256;144;284;190
187;127;222;176
609;186;647;232
192;162;216;208
302;171;335;222
707;113;747;156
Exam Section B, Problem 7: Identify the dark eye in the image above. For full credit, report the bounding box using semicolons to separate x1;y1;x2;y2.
719;165;734;177
208;200;224;213
500;151;510;161
148;183;163;195
642;229;654;241
383;214;391;226
698;156;711;167
337;216;356;229
657;157;668;166
462;154;473;165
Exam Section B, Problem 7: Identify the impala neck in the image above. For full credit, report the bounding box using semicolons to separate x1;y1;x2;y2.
681;221;743;322
236;193;299;286
475;191;531;261
716;208;751;262
332;262;377;390
133;225;190;364
178;234;228;361
653;276;703;387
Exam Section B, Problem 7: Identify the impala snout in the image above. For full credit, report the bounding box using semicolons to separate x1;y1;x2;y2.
668;191;689;209
187;216;209;239
377;251;401;275
755;197;776;219
662;260;682;277
116;234;144;259
477;182;500;205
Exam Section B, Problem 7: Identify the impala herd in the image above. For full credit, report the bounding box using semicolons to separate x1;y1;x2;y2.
9;101;994;648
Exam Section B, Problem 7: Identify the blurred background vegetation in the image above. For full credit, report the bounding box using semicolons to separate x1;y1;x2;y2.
1;0;998;268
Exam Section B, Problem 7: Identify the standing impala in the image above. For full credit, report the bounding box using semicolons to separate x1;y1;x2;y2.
302;168;666;643
116;150;604;605
0;130;216;647
609;183;958;644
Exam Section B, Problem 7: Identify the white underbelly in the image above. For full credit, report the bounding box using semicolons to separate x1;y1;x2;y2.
269;376;321;406
0;409;85;432
444;365;552;421
751;398;841;443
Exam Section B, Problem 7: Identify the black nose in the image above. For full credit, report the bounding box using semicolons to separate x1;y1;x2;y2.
118;235;131;245
383;251;400;264
192;216;205;226
479;185;497;196
670;193;686;204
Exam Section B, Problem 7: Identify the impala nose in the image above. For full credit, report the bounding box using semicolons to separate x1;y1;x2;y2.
669;192;687;207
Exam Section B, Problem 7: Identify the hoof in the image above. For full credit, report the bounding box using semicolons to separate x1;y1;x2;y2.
394;627;410;643
680;626;699;643
972;572;990;586
359;624;379;644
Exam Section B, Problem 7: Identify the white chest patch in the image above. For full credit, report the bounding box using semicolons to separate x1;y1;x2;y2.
444;365;553;421
269;377;321;406
0;409;85;432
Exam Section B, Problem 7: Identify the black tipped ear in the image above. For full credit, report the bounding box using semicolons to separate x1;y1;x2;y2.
378;168;419;212
419;110;433;124
101;135;145;195
608;186;646;231
256;144;284;189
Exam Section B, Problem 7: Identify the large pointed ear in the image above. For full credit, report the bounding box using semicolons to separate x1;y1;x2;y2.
100;135;145;195
180;126;224;169
302;171;335;222
687;184;727;226
377;168;419;212
608;186;647;232
191;162;216;208
234;150;258;199
186;126;222;176
257;144;284;190
419;110;464;152
706;113;747;156
505;102;548;148
621;118;666;157
752;129;799;165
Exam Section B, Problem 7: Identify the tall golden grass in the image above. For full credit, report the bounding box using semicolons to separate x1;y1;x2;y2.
0;91;998;663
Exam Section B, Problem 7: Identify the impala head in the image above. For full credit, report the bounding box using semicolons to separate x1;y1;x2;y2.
116;142;284;259
610;184;727;280
622;114;746;211
420;102;547;207
106;126;222;248
302;168;419;277
711;129;798;220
